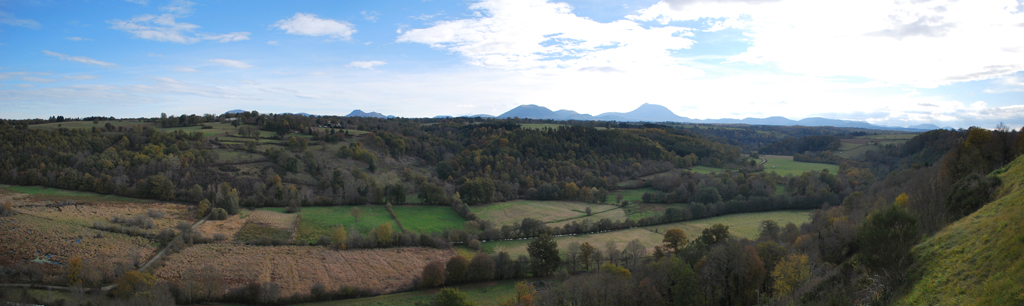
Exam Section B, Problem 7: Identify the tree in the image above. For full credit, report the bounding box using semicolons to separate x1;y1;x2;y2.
623;239;647;268
669;257;699;306
112;270;157;298
419;181;447;205
66;256;82;286
469;253;495;281
445;255;470;285
662;228;687;255
431;287;475;306
698;223;730;246
387;183;407;205
578;242;596;271
331;226;348;250
373;223;394;247
351;207;362;222
758;220;781;241
771;254;810;299
856;203;921;285
527;234;560;276
513;280;537;306
422;260;446;287
196;199;211;219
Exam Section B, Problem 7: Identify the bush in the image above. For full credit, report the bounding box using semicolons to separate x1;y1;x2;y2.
468;239;482;251
469;253;495;281
422;260;446;287
210;208;228;220
147;209;164;218
445;256;470;285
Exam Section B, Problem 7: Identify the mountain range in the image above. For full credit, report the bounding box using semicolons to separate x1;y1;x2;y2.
228;104;948;131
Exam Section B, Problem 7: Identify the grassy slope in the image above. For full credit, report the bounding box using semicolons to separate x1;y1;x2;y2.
761;155;839;176
0;184;153;203
898;157;1024;305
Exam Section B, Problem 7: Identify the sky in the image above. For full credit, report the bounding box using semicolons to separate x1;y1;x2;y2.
1;0;1023;129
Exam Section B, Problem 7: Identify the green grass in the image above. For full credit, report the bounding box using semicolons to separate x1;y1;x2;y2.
156;122;240;136
392;205;467;234
263;206;397;243
0;184;153;203
609;188;655;204
235;223;292;242
898;156;1024;305
310;278;532;306
760;155;839;176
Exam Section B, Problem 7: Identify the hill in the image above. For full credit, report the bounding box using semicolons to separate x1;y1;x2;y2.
497;104;563;120
898;156;1024;305
596;103;689;122
347;109;390;118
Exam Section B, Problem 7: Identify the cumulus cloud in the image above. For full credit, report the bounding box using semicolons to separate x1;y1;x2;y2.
397;0;696;74
208;59;253;69
348;61;387;69
272;13;355;40
630;0;1024;87
0;10;41;29
109;14;250;44
43;50;117;67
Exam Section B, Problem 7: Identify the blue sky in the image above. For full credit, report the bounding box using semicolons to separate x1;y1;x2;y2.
1;0;1023;128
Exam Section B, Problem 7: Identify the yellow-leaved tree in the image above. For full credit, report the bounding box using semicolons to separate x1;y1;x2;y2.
772;253;810;299
331;225;347;250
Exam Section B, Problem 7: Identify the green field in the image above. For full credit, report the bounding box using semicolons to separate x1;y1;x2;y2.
472;200;623;227
392;205;467;234
483;210;812;257
264;206;396;243
761;155;840;176
0;184;153;203
689;166;726;174
311;279;536;306
609;188;655;204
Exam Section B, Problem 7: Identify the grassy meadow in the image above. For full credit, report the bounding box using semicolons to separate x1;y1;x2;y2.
761;155;840;176
0;184;153;203
472;200;622;227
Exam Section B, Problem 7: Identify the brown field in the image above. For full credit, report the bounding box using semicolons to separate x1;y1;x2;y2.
246;210;298;230
154;245;456;296
487;228;664;258
14;200;193;234
0;213;156;280
198;214;247;239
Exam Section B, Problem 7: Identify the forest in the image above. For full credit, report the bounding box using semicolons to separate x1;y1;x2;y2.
0;112;1021;306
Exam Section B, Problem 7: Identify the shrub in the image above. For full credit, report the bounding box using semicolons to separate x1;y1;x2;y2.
422;260;446;287
469;253;495;281
210;208;228;220
445;255;470;285
468;239;482;251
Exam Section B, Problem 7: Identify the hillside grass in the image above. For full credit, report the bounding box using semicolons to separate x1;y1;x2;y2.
898;157;1024;305
761;155;839;176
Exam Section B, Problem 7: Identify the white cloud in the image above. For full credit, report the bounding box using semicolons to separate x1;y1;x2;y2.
630;0;1024;87
174;67;199;72
63;74;100;80
348;61;387;69
267;40;279;45
123;0;147;5
22;77;58;83
110;14;250;44
65;37;92;41
396;0;697;75
411;12;444;20
43;50;117;67
361;11;379;22
160;0;195;15
0;10;41;29
272;13;355;40
208;59;254;69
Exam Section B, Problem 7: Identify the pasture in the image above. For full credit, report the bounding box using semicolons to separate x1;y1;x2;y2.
481;210;812;258
263;206;397;243
392;205;467;234
235;210;298;242
472;200;622;227
153;245;456;297
761;155;840;176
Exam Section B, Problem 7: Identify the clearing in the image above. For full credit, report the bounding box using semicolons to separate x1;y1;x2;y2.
235;210;298;242
472;200;623;227
263;206;397;243
760;155;840;176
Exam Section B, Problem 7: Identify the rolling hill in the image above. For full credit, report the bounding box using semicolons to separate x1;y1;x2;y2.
898;156;1024;305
